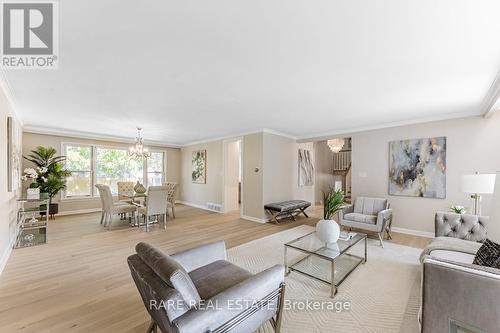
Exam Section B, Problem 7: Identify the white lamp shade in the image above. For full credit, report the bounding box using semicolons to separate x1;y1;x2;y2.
461;174;497;194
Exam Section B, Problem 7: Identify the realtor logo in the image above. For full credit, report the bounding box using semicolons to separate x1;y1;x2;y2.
1;1;58;69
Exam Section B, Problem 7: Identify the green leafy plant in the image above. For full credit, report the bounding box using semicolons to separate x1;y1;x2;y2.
322;187;345;220
23;146;71;203
450;205;466;214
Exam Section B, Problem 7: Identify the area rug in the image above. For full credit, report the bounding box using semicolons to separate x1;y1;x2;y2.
227;225;421;333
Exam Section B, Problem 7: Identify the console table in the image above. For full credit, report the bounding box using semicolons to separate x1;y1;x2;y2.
15;193;50;248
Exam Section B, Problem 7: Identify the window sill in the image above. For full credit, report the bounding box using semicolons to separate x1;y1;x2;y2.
61;196;99;202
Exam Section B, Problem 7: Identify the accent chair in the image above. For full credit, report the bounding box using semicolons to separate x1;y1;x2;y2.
127;241;286;333
339;197;393;247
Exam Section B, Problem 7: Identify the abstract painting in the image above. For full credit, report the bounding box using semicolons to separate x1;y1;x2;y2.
192;150;206;184
7;116;22;192
298;149;314;186
389;136;446;198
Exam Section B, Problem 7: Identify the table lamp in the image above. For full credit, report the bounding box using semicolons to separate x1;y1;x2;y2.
461;173;497;215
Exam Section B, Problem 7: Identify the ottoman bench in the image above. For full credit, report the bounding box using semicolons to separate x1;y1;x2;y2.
264;200;311;223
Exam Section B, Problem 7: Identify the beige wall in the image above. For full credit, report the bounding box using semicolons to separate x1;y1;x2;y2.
180;140;223;209
22;132;181;213
0;89;20;273
349;115;500;237
242;133;264;219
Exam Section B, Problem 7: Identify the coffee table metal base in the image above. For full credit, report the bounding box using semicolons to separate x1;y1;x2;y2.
284;236;367;298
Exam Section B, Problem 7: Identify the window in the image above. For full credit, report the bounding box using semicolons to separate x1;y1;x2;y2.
96;147;144;193
147;152;165;186
63;143;166;198
65;145;92;197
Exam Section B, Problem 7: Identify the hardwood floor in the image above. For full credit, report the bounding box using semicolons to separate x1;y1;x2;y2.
0;205;430;332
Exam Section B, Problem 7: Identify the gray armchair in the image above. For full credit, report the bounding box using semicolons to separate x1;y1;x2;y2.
339;197;392;247
127;241;286;333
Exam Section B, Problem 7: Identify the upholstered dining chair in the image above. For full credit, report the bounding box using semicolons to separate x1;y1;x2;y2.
164;182;178;219
127;241;286;333
95;184;137;230
117;181;135;203
137;186;169;232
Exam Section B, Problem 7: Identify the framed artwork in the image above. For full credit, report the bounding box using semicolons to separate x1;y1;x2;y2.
389;136;446;198
298;149;314;186
192;150;206;184
7;116;22;192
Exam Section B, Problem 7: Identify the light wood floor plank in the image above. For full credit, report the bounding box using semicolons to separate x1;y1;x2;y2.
0;205;430;332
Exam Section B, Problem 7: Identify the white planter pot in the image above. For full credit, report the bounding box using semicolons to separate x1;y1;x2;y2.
27;188;40;200
316;219;340;243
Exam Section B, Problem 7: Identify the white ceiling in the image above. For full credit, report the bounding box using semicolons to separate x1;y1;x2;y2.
4;0;500;145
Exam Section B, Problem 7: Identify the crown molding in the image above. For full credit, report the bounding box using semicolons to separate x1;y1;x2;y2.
0;68;23;126
182;128;296;147
262;128;297;140
22;125;182;148
296;110;482;142
482;69;500;118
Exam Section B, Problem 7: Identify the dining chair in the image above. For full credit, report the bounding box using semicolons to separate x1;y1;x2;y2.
164;182;178;219
137;186;168;232
117;181;135;202
95;184;137;230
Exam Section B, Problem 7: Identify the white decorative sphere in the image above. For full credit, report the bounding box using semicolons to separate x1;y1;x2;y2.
316;219;340;243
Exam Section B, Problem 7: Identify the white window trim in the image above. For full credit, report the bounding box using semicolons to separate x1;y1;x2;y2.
61;141;167;200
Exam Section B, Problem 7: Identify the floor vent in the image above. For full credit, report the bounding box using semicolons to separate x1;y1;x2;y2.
207;202;222;212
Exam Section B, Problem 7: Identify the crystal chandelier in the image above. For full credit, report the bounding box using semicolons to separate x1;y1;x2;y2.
128;127;151;159
327;138;344;153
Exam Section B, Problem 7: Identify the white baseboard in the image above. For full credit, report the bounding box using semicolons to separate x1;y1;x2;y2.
176;201;222;213
57;208;102;216
391;227;434;239
240;215;267;223
0;244;13;275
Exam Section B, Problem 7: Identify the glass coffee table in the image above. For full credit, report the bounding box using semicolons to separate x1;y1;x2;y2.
284;231;367;297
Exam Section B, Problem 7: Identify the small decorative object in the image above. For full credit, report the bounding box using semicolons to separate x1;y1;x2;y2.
389;136;446;198
128;127;151;159
22;167;47;199
192;150;207;184
298;149;314;186
461;173;496;216
316;188;345;244
316;219;341;244
327;138;345;153
27;188;40;200
450;205;466;214
134;181;147;193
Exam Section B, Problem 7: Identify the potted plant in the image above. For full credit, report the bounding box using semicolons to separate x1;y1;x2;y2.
450;205;466;214
23;146;71;218
316;188;345;244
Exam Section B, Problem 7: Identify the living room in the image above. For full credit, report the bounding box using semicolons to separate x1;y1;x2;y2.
1;1;500;333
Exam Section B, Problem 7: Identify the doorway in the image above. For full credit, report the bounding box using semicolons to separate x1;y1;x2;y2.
223;138;242;213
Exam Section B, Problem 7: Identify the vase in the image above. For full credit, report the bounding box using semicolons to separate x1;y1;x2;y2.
316;219;340;243
134;181;146;194
26;188;40;200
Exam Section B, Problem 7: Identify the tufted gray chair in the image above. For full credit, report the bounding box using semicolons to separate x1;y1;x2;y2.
435;212;488;242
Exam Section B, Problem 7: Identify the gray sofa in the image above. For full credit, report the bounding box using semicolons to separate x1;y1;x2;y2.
128;241;285;333
420;213;500;332
435;211;488;242
339;197;393;247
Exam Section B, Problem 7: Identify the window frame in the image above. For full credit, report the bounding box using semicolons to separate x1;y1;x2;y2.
61;142;167;199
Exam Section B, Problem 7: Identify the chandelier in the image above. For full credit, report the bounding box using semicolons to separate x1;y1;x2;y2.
128;127;151;159
327;138;344;153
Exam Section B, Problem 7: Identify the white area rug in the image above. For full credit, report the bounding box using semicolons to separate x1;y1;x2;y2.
227;225;421;333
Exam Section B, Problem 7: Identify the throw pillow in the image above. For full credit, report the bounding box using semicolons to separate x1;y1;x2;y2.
473;239;500;268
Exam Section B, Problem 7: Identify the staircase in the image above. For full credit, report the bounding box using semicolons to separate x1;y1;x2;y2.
332;150;352;203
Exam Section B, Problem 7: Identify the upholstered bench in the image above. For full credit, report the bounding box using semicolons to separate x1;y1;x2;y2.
264;200;311;223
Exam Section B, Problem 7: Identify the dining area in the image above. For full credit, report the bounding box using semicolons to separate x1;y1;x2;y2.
95;181;178;232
